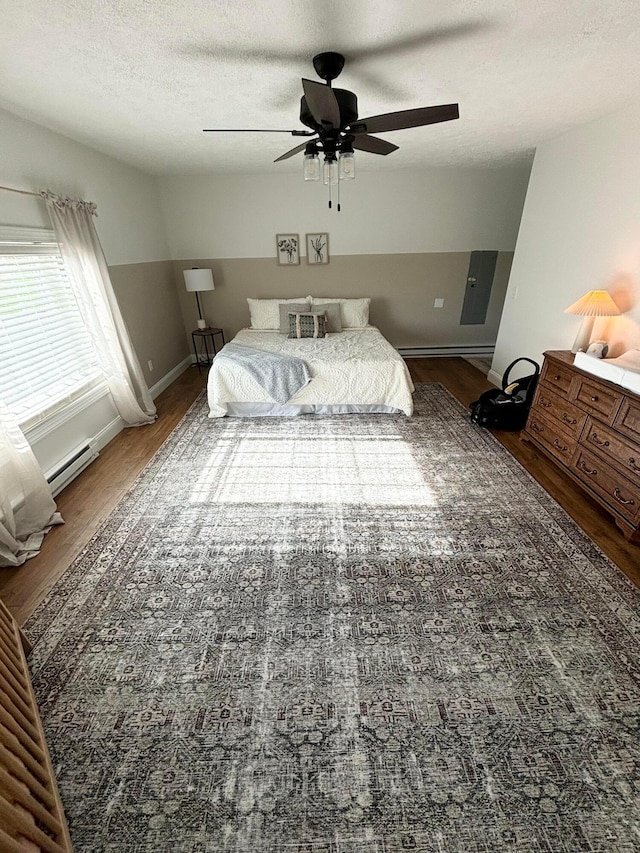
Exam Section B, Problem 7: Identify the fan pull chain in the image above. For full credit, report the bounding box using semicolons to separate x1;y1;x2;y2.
326;181;343;211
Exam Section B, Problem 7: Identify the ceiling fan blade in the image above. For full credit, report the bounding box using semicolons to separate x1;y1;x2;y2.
185;44;310;65
352;135;398;156
351;104;459;135
274;140;317;162
187;20;490;68
203;128;314;135
302;78;341;128
347;21;489;62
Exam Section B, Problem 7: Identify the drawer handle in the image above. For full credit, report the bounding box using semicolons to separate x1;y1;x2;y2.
613;488;635;506
553;439;568;452
562;413;577;426
629;457;640;473
578;460;597;476
532;421;544;434
590;433;610;448
540;397;552;408
553;375;561;381
590;395;599;402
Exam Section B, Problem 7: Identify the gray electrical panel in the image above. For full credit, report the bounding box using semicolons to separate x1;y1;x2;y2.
460;250;498;325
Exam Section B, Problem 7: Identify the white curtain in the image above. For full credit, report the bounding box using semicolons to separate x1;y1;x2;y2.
0;399;63;567
42;192;156;426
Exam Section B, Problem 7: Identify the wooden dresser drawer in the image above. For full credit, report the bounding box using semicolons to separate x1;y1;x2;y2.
573;376;623;422
582;416;640;485
573;448;640;526
527;412;577;465
535;386;587;440
540;359;574;398
523;351;640;543
615;397;640;444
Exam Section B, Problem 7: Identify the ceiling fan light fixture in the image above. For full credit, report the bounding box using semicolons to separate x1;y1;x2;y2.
339;148;355;181
303;143;320;181
323;153;339;186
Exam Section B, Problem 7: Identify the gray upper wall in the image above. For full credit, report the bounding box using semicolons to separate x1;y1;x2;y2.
0;107;169;265
158;168;531;260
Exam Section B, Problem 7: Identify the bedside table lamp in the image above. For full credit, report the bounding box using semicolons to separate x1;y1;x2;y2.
564;289;621;353
183;268;215;329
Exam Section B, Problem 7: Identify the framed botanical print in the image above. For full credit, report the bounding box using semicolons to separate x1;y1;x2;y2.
276;234;300;265
306;233;329;264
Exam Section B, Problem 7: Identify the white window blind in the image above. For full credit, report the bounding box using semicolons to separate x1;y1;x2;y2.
0;228;102;425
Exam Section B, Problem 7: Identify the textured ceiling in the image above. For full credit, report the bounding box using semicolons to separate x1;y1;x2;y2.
2;1;640;175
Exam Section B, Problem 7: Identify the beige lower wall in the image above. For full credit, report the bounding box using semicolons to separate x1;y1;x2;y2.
109;260;190;385
172;252;513;350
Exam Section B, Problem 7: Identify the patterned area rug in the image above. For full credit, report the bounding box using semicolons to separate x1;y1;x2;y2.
27;384;640;852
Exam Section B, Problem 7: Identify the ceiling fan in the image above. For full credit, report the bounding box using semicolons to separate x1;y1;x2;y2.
203;51;459;208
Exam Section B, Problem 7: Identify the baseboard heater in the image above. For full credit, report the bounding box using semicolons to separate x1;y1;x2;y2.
397;344;495;358
46;443;98;496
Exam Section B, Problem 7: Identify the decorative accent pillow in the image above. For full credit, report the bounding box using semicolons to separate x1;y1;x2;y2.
306;302;342;333
310;297;370;328
247;297;309;330
278;302;310;334
288;311;327;339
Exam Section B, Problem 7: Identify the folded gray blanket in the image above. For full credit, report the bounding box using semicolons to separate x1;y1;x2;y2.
216;343;312;404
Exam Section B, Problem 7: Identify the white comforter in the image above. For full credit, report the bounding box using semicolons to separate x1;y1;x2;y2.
207;327;414;417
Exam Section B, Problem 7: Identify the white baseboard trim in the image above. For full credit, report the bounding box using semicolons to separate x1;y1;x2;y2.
149;356;193;400
487;368;502;387
398;344;496;359
47;443;99;497
91;415;125;453
48;415;123;496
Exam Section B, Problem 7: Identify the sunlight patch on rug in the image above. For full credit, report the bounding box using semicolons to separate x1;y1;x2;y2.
191;432;437;505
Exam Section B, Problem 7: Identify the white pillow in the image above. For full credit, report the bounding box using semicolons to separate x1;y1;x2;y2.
248;297;309;330
310;297;370;328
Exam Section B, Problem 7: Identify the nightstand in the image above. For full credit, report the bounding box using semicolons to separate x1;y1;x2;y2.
191;327;225;372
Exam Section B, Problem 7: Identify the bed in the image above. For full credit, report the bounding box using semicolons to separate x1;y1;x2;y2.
207;297;414;418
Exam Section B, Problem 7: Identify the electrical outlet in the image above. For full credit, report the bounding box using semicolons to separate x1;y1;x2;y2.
147;360;154;372
434;298;445;309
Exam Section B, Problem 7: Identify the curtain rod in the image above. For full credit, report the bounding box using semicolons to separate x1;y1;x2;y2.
0;184;41;198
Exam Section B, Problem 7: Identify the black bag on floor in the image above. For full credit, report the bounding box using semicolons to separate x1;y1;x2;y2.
469;357;540;430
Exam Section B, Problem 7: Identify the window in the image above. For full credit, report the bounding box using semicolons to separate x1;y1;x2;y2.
0;227;102;426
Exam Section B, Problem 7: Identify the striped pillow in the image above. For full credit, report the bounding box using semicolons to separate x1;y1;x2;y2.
288;311;327;339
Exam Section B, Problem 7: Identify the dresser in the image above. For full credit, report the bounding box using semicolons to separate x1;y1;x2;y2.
523;350;640;543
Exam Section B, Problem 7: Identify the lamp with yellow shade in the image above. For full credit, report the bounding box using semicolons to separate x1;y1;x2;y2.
564;290;621;354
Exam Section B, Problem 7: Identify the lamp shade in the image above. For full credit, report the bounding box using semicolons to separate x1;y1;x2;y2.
564;290;621;317
183;268;215;292
565;290;622;354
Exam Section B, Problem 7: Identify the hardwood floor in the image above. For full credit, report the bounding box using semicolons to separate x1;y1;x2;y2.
1;358;637;626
